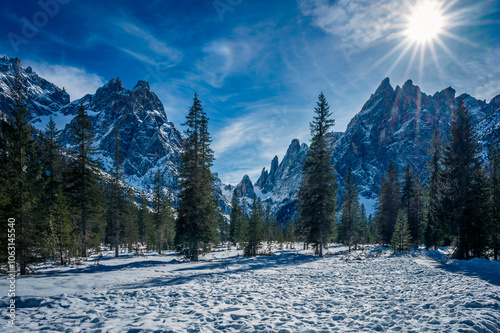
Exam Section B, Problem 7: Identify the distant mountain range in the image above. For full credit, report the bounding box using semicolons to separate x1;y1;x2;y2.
1;56;499;219
233;78;500;220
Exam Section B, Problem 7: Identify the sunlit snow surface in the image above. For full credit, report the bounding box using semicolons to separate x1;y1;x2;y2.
1;246;500;332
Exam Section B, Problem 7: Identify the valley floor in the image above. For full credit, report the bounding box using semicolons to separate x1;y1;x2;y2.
1;245;500;332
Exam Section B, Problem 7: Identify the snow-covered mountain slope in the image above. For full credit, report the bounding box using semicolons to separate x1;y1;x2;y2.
0;56;69;121
59;78;184;190
0;57;230;213
242;78;500;218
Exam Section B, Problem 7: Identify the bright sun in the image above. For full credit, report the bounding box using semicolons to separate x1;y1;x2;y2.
406;2;444;42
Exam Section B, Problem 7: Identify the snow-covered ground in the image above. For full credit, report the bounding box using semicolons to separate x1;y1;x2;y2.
1;245;500;332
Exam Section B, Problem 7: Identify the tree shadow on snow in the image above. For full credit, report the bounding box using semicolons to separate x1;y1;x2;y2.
432;261;500;287
119;252;320;290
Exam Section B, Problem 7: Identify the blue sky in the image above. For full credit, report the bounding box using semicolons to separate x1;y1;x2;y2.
1;0;500;184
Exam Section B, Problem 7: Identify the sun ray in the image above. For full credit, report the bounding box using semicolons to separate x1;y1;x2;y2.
363;39;409;76
404;42;420;80
427;41;444;78
418;42;426;84
439;30;479;47
384;41;415;79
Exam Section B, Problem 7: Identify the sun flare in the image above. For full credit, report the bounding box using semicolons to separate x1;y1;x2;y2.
406;2;444;42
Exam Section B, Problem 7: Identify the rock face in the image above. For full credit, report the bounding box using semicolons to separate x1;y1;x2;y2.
0;57;230;214
60;78;184;190
235;175;255;198
0;56;69;120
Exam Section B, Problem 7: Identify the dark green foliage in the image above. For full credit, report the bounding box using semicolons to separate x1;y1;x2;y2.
358;204;373;246
152;170;174;254
488;144;500;260
391;210;412;254
441;101;488;259
110;122;125;257
229;188;245;247
424;129;444;250
298;92;337;257
400;164;424;248
5;71;37;275
67;103;104;257
374;162;400;245
175;94;218;261
339;167;360;251
243;195;264;256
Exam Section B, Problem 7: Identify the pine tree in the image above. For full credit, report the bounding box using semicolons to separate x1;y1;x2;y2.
6;70;36;275
442;101;488;259
123;189;140;252
391;210;411;254
152;170;172;254
243;195;264;256
488;144;500;260
359;204;372;246
52;187;72;265
229;188;244;247
400;164;424;248
175;94;218;261
39;117;66;263
374;162;400;245
137;192;150;246
264;205;276;253
298;92;337;257
110;122;125;257
68;103;103;257
424;129;444;250
340;167;360;251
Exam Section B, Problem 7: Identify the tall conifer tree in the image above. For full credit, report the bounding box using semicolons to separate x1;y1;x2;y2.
424;129;444;249
298;92;337;257
68;104;103;257
6;70;35;275
175;94;218;261
340;167;360;252
442;101;488;259
374;162;400;245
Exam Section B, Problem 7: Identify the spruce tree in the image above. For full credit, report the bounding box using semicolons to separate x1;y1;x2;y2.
298;92;337;257
340;167;360;252
391;210;411;254
359;204;372;246
400;164;424;248
488;145;500;260
52;187;72;265
40;117;66;263
374;162;400;245
68;103;103;257
424;129;444;250
6;70;36;275
442;101;488;259
243;195;264;256
175;94;218;261
137;192;149;246
229;188;244;247
110;122;125;257
152;170;172;254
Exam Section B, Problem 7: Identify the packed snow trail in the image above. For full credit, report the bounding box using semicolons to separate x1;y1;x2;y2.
1;248;500;332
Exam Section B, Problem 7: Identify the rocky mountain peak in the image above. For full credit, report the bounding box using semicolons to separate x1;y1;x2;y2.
133;80;150;91
375;77;392;95
235;175;255;198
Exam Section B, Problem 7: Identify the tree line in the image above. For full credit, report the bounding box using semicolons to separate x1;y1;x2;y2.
1;74;499;275
294;94;500;260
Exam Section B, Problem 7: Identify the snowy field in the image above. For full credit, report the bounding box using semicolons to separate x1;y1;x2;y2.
1;245;500;332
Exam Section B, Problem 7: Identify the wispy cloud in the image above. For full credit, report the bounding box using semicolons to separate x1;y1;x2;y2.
298;0;406;57
24;61;106;101
116;21;183;67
